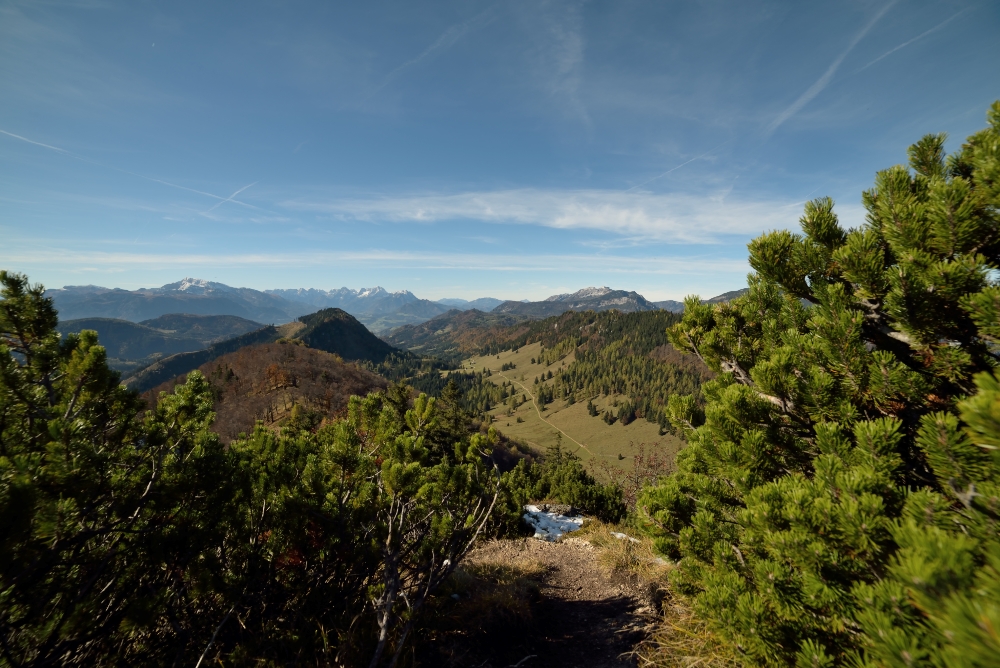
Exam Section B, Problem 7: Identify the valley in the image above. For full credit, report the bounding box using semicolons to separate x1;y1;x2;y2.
55;285;717;471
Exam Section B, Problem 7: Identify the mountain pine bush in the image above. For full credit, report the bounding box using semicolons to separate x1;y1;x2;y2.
638;102;1000;666
0;270;501;666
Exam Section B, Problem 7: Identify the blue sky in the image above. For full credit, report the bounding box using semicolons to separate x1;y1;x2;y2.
1;0;998;301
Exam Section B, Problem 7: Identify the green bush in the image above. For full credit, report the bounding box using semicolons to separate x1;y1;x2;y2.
0;271;501;666
503;443;625;523
638;102;1000;666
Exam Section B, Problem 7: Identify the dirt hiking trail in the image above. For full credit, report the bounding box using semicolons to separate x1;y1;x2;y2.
420;537;657;668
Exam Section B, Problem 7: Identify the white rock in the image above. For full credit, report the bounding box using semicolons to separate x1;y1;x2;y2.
611;531;641;544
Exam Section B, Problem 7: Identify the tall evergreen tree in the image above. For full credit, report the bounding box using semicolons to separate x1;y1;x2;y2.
639;102;1000;666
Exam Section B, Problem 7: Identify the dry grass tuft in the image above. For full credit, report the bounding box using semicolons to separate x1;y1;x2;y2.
574;520;672;587
444;556;547;627
635;600;742;668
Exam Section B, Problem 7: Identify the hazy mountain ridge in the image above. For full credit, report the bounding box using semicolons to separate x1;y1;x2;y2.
492;287;657;317
48;280;308;323
435;297;505;311
56;314;266;375
138;313;264;343
56;318;206;373
383;309;531;362
655;289;750;313
266;286;419;315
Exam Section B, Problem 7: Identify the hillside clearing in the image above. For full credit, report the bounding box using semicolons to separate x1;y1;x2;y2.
458;342;683;469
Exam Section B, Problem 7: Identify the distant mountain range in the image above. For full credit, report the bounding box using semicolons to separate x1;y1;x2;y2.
492;287;657;318
435;297;505;311
47;278;749;340
267;288;504;331
266;286;420;317
48;279;310;323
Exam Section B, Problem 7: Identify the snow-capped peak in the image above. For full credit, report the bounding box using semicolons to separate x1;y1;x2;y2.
569;286;613;299
545;286;614;302
156;278;237;294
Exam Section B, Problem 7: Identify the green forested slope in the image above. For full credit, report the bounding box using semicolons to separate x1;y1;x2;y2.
0;272;503;666
406;309;711;430
138;313;263;342
56;317;204;364
384;309;530;361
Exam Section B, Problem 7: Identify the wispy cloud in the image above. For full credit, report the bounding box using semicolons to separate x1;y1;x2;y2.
282;188;805;243
855;8;970;73
511;0;589;125
4;247;749;276
0;129;69;153
766;1;896;135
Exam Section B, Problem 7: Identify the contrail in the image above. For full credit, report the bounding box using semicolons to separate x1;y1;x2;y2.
0;127;261;209
855;8;969;73
0;129;69;154
202;181;259;214
357;4;497;105
766;0;897;136
626;139;733;192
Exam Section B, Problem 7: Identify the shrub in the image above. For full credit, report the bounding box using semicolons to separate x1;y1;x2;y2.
638;102;1000;666
503;443;625;523
0;271;501;666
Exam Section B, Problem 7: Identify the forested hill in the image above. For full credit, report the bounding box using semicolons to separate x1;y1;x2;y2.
393;307;701;361
138;313;263;343
383;309;530;362
404;308;713;430
56;318;205;365
296;308;399;363
124;309;427;393
142;342;387;443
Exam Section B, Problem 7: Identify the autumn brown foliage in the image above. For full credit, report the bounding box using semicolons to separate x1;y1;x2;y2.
144;342;386;441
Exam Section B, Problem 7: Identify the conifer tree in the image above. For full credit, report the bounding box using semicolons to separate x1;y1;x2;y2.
639;102;1000;666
